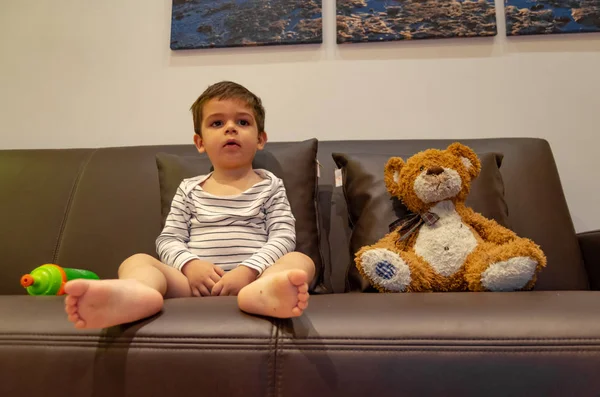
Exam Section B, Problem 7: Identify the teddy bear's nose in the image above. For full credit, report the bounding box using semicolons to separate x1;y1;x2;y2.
426;166;444;176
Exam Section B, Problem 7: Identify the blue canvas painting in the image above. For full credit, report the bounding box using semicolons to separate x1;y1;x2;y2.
337;0;497;43
170;0;322;50
505;0;600;35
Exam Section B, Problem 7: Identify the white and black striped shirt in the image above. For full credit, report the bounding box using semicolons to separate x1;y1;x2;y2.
156;169;296;275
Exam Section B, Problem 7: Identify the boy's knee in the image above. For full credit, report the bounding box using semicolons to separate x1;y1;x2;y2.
118;253;155;276
286;252;315;271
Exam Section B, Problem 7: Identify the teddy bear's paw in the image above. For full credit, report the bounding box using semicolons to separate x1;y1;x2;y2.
481;256;538;292
359;248;411;292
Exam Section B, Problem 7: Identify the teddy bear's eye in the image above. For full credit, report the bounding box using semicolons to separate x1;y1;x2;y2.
419;166;425;171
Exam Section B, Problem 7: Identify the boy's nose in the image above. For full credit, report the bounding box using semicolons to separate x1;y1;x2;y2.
225;121;237;133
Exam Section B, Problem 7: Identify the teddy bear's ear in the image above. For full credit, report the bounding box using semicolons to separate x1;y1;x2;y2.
384;157;405;197
447;142;481;179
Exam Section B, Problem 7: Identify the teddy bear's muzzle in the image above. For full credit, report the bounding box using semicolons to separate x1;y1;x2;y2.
423;172;450;184
415;167;463;203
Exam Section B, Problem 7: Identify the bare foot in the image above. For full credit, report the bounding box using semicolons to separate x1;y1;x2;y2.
237;270;309;318
64;279;163;329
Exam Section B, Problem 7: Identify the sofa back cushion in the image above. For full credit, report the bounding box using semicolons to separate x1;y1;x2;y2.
315;139;589;293
156;139;325;292
0;141;326;296
333;151;509;292
0;138;589;296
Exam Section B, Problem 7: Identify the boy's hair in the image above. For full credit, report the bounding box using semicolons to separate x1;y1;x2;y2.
190;81;266;136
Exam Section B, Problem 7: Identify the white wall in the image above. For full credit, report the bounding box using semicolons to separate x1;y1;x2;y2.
1;0;599;232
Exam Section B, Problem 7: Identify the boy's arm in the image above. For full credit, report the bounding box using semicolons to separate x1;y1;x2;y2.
155;185;200;271
239;180;296;275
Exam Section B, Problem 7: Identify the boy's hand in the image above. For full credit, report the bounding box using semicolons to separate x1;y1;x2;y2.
211;266;258;296
182;259;225;297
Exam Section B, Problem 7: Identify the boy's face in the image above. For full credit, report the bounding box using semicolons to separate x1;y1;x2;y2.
194;98;267;171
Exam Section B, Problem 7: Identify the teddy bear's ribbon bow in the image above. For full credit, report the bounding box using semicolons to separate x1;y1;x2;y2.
389;212;440;241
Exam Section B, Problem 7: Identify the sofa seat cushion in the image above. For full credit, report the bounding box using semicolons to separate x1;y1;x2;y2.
276;291;600;396
0;295;275;397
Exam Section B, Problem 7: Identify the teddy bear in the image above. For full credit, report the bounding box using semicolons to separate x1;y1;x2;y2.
355;142;547;293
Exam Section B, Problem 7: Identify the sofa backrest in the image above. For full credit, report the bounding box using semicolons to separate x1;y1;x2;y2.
1;147;166;295
315;138;589;293
0;138;589;295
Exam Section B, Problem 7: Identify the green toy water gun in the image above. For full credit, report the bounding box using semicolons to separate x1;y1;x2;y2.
20;264;100;296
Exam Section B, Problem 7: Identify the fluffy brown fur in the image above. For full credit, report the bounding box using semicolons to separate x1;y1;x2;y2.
356;143;547;293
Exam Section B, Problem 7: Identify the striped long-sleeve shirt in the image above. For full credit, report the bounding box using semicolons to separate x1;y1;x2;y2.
155;169;296;275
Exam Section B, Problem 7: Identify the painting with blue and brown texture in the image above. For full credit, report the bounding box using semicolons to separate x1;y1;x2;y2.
505;0;600;35
337;0;497;42
171;0;322;50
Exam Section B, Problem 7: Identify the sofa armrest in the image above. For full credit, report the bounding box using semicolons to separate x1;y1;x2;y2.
578;230;600;290
278;292;600;397
0;296;276;397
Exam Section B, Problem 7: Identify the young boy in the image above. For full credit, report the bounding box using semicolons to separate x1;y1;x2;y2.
64;81;315;329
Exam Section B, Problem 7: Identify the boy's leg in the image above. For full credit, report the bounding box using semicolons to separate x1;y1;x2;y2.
64;254;192;329
237;252;315;318
118;253;193;298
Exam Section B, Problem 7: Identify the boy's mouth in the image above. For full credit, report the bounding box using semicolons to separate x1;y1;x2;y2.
223;139;241;148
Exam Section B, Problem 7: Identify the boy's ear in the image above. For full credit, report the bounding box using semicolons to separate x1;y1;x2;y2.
384;157;405;197
193;134;205;153
257;131;268;150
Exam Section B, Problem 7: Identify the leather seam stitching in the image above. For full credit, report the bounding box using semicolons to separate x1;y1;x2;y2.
2;345;598;353
267;321;275;397
51;149;98;263
0;334;273;340
276;348;600;353
277;337;600;342
5;334;600;342
0;346;274;351
276;320;283;397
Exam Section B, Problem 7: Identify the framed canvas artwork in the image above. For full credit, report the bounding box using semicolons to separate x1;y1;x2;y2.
170;0;323;50
337;0;498;43
505;0;600;35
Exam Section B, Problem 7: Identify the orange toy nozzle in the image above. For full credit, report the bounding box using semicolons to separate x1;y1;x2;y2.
21;274;34;288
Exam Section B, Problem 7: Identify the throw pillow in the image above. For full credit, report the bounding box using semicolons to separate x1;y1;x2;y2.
332;151;509;292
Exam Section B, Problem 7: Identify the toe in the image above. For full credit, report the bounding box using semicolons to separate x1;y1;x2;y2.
64;280;91;297
297;292;309;302
68;313;80;323
297;300;308;310
297;283;308;294
291;307;303;317
65;305;78;315
74;319;86;329
65;295;78;306
287;270;308;287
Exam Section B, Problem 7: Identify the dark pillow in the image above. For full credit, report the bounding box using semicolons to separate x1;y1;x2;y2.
332;151;509;292
155;138;324;292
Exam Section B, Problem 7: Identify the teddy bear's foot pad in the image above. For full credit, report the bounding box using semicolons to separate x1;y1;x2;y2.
481;256;538;292
360;249;411;292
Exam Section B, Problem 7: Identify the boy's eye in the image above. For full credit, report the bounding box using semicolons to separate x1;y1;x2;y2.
210;121;223;127
238;119;250;126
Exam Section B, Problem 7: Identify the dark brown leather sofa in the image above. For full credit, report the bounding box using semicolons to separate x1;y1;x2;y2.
1;138;599;397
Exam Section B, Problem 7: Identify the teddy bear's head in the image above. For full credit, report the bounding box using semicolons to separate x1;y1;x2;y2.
384;143;481;214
